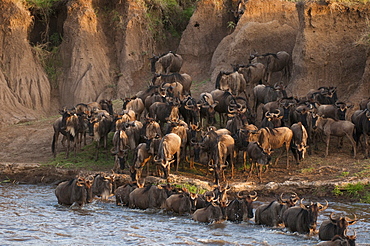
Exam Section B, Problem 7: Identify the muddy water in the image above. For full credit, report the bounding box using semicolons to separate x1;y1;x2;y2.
0;184;369;246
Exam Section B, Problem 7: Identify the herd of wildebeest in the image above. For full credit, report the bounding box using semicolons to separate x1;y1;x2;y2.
53;51;367;245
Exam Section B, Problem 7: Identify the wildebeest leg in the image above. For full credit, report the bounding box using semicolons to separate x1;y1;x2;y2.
346;133;357;158
285;144;290;169
258;163;263;182
243;151;248;171
95;139;100;161
325;135;330;157
365;135;370;158
52;131;59;158
248;161;256;178
66;135;71;159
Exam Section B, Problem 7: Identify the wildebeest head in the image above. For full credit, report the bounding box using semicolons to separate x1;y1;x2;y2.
237;191;258;219
299;198;329;234
92;173;115;200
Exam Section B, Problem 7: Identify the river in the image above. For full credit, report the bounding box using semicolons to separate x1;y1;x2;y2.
0;184;369;245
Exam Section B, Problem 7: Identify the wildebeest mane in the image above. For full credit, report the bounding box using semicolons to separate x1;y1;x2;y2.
262;53;278;58
143;184;152;193
158;73;186;83
261;200;277;213
68;178;75;186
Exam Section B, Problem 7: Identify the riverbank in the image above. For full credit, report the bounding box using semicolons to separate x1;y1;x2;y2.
1;162;369;203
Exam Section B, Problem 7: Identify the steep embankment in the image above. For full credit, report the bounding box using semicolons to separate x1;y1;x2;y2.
0;0;370;123
0;0;51;124
291;1;370;102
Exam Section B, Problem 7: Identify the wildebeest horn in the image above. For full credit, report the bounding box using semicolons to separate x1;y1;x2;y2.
318;200;329;211
275;109;280;115
345;214;358;224
228;105;237;113
237;191;244;199
250;191;258;201
329;212;340;221
299;198;307;209
279;192;285;202
265;111;272;118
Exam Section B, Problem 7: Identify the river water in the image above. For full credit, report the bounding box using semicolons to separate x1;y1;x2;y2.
0;184;369;246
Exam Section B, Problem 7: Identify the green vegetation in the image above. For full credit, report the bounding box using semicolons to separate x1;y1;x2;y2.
23;0;60;44
333;182;370;203
32;44;62;89
144;0;198;42
45;132;116;170
173;183;207;194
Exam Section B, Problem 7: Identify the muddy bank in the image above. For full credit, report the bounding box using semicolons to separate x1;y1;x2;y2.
2;163;369;202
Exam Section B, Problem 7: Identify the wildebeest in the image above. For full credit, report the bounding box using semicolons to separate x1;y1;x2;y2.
255;192;299;227
312;86;338;105
210;89;239;126
122;97;145;121
161;191;198;215
215;71;247;98
251;51;290;84
246;141;272;182
253;83;287;115
55;176;89;206
152;73;192;96
89;114;113;161
261;110;283;129
179;96;200;125
359;97;370;110
226;191;258;222
351;109;370;158
99;99;114;115
319;212;358;241
125;120;143;150
160;81;185;100
192;191;228;223
291;102;319;153
283;198;328;234
290;122;309;165
131;143;151;182
198;92;219;126
233;63;265;87
92;173;114;200
317;232;357;246
111;129;129;172
254;127;293;168
154;133;181;179
150;51;183;74
317;102;353;121
128;183;173;209
149;100;179;126
203;130;235;185
114;182;140;206
52;109;80;158
314;116;356;158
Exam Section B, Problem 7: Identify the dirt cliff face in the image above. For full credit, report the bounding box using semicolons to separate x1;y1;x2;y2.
0;0;370;124
291;2;370;101
0;0;50;124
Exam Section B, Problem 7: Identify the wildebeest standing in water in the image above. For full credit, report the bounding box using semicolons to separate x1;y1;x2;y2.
255;192;299;227
283;198;328;235
318;212;358;241
55;176;90;206
150;51;183;75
